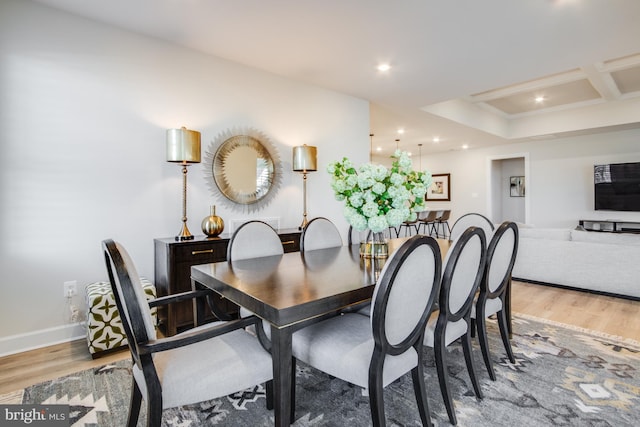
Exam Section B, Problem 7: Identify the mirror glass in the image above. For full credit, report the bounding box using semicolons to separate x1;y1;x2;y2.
211;134;277;205
204;127;282;212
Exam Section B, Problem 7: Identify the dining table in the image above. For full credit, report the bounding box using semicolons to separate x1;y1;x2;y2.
190;236;510;426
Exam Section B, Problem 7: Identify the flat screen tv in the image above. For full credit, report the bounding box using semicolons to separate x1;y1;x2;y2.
594;162;640;211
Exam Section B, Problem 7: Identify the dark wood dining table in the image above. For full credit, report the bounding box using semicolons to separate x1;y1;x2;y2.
190;238;454;426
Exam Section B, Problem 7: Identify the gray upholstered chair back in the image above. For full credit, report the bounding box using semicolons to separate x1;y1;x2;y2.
370;235;441;348
442;227;486;317
487;222;518;293
103;240;157;369
450;212;494;243
301;217;343;251
228;220;283;261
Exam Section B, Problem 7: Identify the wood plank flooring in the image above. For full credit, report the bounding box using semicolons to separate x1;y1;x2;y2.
1;280;638;395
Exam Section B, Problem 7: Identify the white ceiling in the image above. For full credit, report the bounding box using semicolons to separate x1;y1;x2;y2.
33;0;640;157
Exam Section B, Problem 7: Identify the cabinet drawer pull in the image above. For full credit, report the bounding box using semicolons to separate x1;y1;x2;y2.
192;249;214;255
281;240;295;245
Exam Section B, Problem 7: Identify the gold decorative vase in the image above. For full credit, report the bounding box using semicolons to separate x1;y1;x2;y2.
201;205;224;237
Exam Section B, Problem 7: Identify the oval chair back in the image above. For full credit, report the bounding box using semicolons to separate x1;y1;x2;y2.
227;220;284;261
103;240;156;369
473;221;519;380
426;226;487;425
301;217;343;251
450;212;494;243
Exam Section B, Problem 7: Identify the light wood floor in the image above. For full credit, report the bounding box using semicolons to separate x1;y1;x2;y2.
1;281;638;395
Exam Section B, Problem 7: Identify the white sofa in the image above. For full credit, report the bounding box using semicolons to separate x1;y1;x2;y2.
512;227;640;299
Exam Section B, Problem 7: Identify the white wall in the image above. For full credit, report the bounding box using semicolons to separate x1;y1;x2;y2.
423;129;640;228
0;0;369;354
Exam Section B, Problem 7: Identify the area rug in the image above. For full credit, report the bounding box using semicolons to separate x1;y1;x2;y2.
2;314;639;426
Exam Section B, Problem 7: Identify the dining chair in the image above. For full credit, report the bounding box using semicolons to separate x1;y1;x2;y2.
300;217;343;251
471;221;518;380
423;226;487;425
433;210;452;239
418;210;439;236
228;220;284;261
102;239;273;427
449;212;494;243
396;217;420;237
291;235;442;427
228;220;284;349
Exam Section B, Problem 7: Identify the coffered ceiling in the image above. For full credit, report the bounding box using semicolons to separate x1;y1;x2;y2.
31;0;640;157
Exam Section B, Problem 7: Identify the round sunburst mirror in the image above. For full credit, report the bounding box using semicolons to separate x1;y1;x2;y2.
204;127;282;212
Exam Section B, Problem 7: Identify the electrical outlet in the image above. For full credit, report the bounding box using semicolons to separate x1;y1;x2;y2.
70;305;79;323
64;280;77;298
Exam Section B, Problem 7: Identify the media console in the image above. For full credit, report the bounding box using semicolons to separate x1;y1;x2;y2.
579;219;640;233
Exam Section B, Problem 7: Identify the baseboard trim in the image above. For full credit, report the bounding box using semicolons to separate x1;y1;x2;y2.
513;277;640;301
0;323;86;357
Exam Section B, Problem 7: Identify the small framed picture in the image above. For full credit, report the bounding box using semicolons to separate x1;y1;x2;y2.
510;176;525;197
426;173;451;201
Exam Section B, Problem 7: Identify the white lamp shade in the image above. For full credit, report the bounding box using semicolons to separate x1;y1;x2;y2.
292;145;317;172
167;127;201;163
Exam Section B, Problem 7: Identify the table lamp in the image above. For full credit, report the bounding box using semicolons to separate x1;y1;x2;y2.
167;126;201;241
292;145;317;230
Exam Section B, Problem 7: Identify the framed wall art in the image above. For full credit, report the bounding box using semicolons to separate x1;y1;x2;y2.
426;173;451;201
510;176;525;197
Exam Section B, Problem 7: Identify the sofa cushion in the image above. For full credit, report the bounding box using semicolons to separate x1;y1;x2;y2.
519;228;571;241
571;230;640;246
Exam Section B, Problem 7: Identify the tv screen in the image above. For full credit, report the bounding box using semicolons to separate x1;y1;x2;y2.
594;162;640;211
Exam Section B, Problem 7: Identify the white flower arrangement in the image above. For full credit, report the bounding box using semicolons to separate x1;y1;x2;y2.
327;150;433;233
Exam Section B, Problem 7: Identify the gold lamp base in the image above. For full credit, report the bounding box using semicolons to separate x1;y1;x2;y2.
176;222;195;241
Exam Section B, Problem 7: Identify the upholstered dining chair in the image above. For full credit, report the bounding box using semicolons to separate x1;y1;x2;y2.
228;220;284;348
291;235;442;427
228;220;284;261
300;217;343;251
471;221;518;381
423;226;487;426
449;212;494;243
102;239;273;427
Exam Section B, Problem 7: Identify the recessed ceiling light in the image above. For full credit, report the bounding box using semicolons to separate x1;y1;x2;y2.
433;137;440;143
376;147;382;152
535;96;545;103
397;128;405;134
377;63;391;72
462;144;469;150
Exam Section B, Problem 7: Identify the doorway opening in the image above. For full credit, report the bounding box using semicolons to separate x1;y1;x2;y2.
487;154;530;225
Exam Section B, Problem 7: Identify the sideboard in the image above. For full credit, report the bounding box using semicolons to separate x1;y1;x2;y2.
154;229;301;336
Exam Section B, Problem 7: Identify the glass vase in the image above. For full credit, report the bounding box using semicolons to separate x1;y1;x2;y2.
359;231;389;259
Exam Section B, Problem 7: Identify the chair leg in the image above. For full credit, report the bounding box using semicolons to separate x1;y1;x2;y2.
411;357;433;427
266;380;274;410
434;338;457;425
368;362;386;427
127;379;142;427
476;315;496;381
461;331;484;399
497;309;516;363
146;393;163;427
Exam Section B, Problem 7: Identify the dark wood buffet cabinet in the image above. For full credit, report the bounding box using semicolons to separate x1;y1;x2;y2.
154;229;301;336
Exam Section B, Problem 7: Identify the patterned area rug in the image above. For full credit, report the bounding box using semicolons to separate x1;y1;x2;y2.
2;314;639;426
